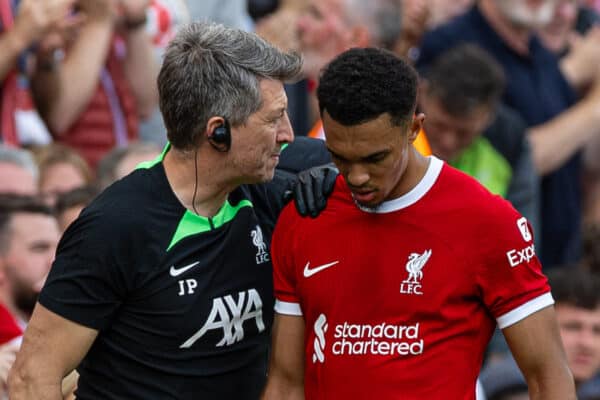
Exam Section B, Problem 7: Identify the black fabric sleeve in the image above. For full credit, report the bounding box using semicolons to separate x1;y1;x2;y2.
39;207;136;331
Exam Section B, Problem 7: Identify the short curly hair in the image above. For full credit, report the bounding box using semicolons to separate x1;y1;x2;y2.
317;47;418;127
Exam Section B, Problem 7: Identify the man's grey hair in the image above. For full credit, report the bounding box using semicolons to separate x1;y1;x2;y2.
0;145;38;181
344;0;402;50
158;22;303;150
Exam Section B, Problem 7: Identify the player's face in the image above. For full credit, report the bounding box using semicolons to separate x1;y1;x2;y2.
2;213;59;315
495;0;558;28
231;79;293;184
419;93;493;162
324;111;421;208
556;304;600;383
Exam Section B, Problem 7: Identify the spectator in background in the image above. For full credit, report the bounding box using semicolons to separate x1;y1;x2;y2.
481;267;600;400
417;0;600;268
0;195;58;326
96;141;161;189
254;0;306;52
0;194;67;397
538;0;600;92
549;267;600;394
0;145;37;195
0;318;20;397
394;0;429;61
536;0;600;229
419;44;539;238
253;0;311;136
0;0;78;147
427;0;475;28
248;0;281;22
138;0;190;146
298;0;401;87
184;0;253;31
32;0;159;169
583;224;600;273
34;144;92;207
296;0;403;139
54;185;98;233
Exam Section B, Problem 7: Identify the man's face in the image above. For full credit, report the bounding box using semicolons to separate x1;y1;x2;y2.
420;93;493;161
495;0;558;29
0;162;36;196
230;79;293;184
40;162;87;206
116;150;160;180
555;303;600;383
297;0;352;78
537;0;578;53
324;111;419;208
2;212;60;315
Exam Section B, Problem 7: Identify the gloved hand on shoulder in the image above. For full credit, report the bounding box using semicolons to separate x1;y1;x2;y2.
283;163;338;218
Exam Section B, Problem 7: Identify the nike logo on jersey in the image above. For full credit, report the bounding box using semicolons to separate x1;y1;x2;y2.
170;261;200;277
303;261;339;278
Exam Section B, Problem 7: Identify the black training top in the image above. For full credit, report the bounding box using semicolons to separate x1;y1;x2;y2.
39;147;292;399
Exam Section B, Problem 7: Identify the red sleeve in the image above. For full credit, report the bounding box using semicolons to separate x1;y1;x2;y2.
476;201;552;329
271;203;303;316
0;304;22;345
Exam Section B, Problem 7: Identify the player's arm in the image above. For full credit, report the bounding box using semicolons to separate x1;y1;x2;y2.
261;314;305;400
8;303;98;399
502;306;576;400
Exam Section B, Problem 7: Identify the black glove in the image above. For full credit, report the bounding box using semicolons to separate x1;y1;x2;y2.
283;164;338;218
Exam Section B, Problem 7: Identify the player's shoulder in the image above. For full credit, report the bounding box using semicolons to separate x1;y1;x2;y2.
276;175;350;233
438;163;531;252
439;162;520;220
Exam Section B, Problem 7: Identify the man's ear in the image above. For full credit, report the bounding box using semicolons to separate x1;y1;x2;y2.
204;116;227;140
408;113;425;143
205;116;230;152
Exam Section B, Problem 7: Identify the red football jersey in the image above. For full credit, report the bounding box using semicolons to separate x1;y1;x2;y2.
272;157;552;400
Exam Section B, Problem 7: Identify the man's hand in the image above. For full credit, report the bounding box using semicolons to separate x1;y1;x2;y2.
0;339;19;397
12;0;76;48
115;0;150;30
284;164;338;218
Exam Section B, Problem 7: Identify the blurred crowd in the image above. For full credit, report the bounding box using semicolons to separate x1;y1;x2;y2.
0;0;600;398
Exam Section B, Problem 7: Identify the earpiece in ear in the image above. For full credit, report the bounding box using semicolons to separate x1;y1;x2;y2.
208;118;231;152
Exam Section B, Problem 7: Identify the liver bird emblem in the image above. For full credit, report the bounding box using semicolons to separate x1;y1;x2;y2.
405;249;432;283
251;226;267;255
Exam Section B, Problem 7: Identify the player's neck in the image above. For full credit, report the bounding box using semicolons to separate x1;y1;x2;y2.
389;149;431;201
163;147;236;217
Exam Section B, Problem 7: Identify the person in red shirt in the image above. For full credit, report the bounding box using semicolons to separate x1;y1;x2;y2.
262;48;575;400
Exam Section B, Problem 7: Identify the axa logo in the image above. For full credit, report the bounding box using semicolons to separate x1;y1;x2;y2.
251;225;270;264
400;249;432;295
313;313;328;363
180;289;265;348
517;217;532;242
